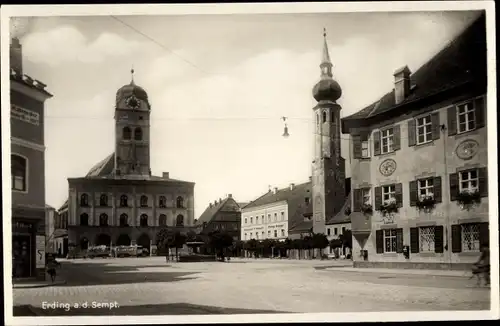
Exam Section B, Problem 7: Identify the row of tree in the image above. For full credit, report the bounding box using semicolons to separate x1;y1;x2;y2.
156;226;352;260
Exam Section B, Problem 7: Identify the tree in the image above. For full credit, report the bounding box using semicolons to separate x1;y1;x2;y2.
261;239;276;257
312;233;329;258
208;231;233;261
186;230;197;242
244;239;259;257
339;229;352;249
156;227;175;256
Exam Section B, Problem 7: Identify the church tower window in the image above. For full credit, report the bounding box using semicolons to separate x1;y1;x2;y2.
134;127;142;141
322;111;327;123
123;127;131;140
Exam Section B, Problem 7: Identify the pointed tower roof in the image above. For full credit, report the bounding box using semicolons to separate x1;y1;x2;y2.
321;28;332;66
312;28;342;103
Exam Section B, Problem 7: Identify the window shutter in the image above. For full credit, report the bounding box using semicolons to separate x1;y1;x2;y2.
353;189;363;212
433;176;442;203
352;136;362;159
396;228;404;253
451;224;462;253
393;125;401;151
447;106;457;136
376;230;384;253
434;225;444;253
474;96;486;129
395;183;403;208
407;119;416;147
449;173;459;201
431;112;440;140
478;167;488;197
409;181;418;206
374;186;382;211
410;227;419;253
373;131;381;156
479;222;489;247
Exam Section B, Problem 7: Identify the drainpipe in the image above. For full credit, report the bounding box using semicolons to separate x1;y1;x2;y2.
441;124;452;267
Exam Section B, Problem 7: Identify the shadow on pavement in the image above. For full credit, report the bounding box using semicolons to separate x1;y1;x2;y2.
54;261;199;287
14;303;289;316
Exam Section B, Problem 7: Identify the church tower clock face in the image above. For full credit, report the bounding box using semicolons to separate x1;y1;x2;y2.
126;96;140;110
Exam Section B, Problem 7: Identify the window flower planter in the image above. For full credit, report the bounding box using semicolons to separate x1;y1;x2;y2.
377;198;399;216
361;204;373;215
416;193;436;213
456;190;481;211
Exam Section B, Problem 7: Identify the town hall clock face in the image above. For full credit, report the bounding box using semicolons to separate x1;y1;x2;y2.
126;96;141;110
379;158;397;177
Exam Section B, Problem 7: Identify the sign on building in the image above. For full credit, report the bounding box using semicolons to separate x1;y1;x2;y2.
35;235;45;268
11;105;40;126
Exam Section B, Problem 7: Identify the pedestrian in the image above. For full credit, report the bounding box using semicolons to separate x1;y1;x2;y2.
46;258;57;283
474;243;490;285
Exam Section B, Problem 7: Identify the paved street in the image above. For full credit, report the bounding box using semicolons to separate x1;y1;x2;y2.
12;257;490;316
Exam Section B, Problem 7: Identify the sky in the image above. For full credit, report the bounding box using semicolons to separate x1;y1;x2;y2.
10;10;481;218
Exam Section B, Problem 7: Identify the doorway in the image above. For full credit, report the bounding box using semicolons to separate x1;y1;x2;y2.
12;235;32;278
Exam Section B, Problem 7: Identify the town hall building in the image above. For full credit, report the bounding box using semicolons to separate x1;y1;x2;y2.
65;71;195;252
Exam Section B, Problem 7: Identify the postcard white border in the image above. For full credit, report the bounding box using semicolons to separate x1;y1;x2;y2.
1;1;498;325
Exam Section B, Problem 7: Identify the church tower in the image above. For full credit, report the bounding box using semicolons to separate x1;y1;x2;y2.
311;29;346;234
113;69;152;178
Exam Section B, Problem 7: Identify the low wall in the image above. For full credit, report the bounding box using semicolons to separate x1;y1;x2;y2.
353;261;474;271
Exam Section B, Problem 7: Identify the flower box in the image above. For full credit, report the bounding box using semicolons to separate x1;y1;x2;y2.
377;198;398;216
360;204;373;215
416;193;436;213
456;190;481;210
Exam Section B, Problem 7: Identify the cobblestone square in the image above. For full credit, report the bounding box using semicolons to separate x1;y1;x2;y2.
12;257;490;316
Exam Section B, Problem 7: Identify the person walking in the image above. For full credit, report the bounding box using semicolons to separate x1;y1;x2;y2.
46;257;58;282
473;243;490;286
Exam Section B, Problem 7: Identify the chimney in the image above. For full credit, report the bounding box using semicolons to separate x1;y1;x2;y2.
209;203;213;208
10;38;23;75
309;176;312;182
289;183;295;190
273;187;278;194
162;172;169;179
228;194;232;198
393;66;411;105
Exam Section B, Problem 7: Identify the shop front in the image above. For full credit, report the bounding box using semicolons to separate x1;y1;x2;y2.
12;217;46;280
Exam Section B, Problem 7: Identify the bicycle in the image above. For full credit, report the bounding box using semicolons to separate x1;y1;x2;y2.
470;263;490;287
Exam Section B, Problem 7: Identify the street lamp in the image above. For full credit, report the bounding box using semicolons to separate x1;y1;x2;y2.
282;116;290;138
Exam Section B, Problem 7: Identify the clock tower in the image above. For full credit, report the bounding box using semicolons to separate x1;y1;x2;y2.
114;69;152;178
311;29;346;235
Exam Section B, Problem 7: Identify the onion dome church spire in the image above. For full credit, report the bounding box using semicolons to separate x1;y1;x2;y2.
312;28;342;103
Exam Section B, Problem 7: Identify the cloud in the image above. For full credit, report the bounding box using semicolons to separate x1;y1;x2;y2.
22;26;148;66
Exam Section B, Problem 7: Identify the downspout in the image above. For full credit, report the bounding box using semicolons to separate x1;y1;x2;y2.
441;123;452;267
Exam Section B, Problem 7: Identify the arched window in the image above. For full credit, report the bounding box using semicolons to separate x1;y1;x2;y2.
100;194;108;206
159;214;167;226
80;194;89;206
134;127;142;141
331;111;335;124
159;196;167;208
119;213;128;227
322;111;327;123
99;213;108;226
123;126;131;140
120;195;128;207
140;195;148;207
140;214;148;227
80;213;89;226
11;154;27;191
176;214;184;227
176;196;184;208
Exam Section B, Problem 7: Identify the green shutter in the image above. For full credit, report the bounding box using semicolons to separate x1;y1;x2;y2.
352;136;362;159
449;173;459;201
433;176;442;203
393;125;401;151
451;224;462;253
374;187;382;211
431;112;441;140
410;227;419;253
474;96;486;129
447;106;457;136
409;181;418;206
373;131;381;156
434;225;444;253
396;228;404;253
408;119;416;147
376;230;384;254
395;183;403;208
478;167;488;197
353;189;363;212
479;223;489;247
